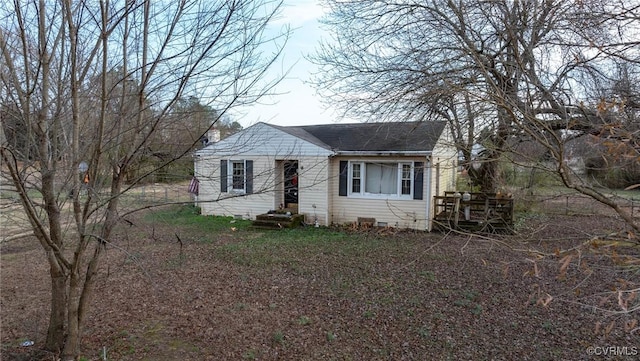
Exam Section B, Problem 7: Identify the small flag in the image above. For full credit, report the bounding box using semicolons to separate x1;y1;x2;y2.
188;177;199;195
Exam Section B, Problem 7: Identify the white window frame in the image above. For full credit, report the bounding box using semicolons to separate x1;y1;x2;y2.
347;161;414;199
229;160;247;194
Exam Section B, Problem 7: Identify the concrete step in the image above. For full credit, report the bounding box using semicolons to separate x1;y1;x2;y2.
252;213;304;229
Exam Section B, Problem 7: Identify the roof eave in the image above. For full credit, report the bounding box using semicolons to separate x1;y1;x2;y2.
332;150;433;157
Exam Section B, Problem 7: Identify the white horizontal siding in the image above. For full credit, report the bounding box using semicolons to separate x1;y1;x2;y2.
195;153;330;223
195;155;277;218
196;122;332;158
297;156;330;226
194;122;333;220
431;126;458;196
331;197;428;229
426;128;458;229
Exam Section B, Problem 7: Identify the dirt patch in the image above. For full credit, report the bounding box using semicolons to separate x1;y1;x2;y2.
1;209;639;360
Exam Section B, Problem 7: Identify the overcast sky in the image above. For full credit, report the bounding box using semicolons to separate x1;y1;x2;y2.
232;0;349;128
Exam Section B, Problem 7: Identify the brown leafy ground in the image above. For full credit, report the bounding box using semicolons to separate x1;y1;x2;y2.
1;206;639;360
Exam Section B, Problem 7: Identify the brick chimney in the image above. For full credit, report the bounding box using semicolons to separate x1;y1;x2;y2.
207;127;221;143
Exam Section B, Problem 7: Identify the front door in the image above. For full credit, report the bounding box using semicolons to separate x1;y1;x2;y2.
284;160;298;209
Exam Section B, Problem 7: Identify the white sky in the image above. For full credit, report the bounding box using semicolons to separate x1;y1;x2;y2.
231;0;349;128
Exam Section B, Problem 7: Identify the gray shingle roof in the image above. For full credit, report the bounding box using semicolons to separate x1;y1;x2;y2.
271;121;446;153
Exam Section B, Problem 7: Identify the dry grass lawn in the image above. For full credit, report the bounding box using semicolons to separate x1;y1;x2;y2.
1;203;639;360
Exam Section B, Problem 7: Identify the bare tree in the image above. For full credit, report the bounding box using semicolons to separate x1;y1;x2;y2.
313;0;639;234
0;0;287;359
312;0;540;191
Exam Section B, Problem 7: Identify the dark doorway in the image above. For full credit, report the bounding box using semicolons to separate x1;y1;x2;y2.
284;160;298;208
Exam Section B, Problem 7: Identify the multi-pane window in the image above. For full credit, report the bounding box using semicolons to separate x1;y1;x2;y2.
401;164;412;195
351;163;361;193
231;161;245;190
349;161;413;198
221;159;253;194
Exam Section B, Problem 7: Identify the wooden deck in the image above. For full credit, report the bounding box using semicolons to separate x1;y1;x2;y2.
433;192;514;233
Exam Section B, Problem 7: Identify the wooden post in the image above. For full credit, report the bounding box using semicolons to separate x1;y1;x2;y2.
453;193;461;229
435;163;440;196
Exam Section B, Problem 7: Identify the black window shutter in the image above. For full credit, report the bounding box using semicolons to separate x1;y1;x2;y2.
339;161;348;196
413;162;424;200
245;160;253;194
220;160;227;192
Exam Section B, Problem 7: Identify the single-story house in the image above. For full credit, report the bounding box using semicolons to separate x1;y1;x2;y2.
193;121;458;231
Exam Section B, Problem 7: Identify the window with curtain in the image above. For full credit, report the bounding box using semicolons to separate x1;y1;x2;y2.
348;161;413;198
365;163;398;194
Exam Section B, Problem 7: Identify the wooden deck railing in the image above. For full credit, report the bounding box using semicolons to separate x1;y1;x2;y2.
433;192;514;232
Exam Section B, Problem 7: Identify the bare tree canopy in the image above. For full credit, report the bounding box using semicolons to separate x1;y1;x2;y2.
0;0;287;359
314;0;640;123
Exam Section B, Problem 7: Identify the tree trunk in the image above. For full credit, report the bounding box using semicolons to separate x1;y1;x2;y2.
61;270;81;361
61;243;105;360
481;162;498;194
45;258;68;353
